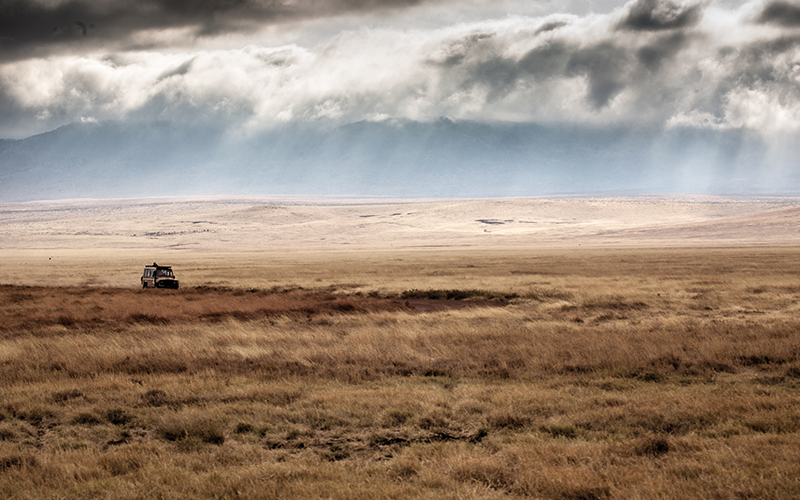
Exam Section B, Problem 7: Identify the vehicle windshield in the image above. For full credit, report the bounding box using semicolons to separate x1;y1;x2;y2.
155;269;173;277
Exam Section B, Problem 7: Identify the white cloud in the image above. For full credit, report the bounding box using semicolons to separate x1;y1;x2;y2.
724;88;800;132
666;110;726;129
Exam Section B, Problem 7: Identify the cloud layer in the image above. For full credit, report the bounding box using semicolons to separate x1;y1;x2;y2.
0;0;440;60
1;0;800;143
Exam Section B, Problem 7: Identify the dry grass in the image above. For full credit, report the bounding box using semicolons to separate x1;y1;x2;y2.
0;285;409;334
2;247;800;498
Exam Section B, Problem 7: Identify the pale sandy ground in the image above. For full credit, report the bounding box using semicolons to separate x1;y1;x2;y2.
1;195;799;287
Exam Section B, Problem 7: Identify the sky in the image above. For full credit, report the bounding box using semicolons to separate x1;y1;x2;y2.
1;0;800;199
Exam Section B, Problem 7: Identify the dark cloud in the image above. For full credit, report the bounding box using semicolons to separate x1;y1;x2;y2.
466;56;520;101
711;35;800;109
0;0;434;61
75;20;92;36
566;42;631;108
757;1;800;26
439;33;574;103
157;57;196;81
459;37;636;110
636;32;688;71
535;20;568;34
0;1;101;47
442;21;694;112
618;0;702;31
738;34;800;74
518;40;572;79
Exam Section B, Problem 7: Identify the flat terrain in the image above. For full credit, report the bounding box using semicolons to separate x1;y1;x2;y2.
1;197;800;499
2;195;800;257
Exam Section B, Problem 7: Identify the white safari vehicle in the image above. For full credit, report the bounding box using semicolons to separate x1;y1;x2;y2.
141;263;180;289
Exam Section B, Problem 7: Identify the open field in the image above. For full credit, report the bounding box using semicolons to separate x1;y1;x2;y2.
2;197;800;498
2;196;800;258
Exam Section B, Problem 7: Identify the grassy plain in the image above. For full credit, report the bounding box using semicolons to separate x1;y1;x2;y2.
2;247;800;499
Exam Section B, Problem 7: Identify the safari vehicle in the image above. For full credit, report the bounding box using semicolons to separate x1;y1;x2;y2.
141;263;179;289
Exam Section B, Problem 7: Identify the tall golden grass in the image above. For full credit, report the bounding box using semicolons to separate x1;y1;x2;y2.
1;247;800;499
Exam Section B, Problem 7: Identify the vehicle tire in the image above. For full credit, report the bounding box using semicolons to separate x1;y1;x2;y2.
142;281;147;288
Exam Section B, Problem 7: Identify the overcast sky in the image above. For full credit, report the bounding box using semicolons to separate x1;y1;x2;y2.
1;0;798;137
1;0;800;198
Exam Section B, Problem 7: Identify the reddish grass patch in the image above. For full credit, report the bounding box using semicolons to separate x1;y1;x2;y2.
0;285;507;334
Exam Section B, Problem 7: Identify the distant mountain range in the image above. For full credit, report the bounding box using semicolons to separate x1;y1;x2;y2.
0;119;795;201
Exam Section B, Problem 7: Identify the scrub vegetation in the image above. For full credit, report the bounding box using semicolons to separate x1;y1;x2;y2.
2;247;800;499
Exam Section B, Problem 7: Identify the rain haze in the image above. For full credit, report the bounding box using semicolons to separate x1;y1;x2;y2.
1;0;800;200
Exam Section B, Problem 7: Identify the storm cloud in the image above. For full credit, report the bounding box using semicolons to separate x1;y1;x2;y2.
756;0;800;26
0;0;437;61
617;0;702;31
1;0;800;191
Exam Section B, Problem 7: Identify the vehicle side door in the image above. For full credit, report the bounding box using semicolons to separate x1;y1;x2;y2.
142;268;155;287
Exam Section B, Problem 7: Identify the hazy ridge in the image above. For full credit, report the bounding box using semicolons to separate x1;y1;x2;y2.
1;120;791;202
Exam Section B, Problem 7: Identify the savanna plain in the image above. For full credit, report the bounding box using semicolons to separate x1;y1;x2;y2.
2;197;800;499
